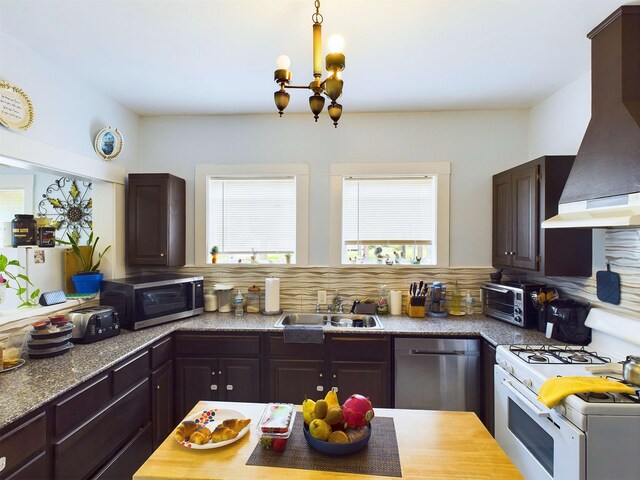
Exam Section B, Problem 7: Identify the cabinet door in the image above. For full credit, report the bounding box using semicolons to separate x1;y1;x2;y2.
269;359;326;404
511;164;539;270
492;171;513;267
127;175;168;265
331;362;390;408
174;358;216;419
218;358;261;403
482;342;497;436
152;361;174;448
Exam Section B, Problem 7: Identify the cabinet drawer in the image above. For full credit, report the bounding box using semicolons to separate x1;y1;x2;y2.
268;334;324;358
54;379;150;480
175;334;259;357
93;423;153;480
4;451;47;480
0;412;46;477
113;350;149;396
150;336;172;369
328;335;390;361
54;374;111;438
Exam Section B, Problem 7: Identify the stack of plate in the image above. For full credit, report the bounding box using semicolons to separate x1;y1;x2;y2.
28;323;75;359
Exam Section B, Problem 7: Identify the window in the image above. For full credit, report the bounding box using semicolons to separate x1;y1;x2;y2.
195;164;309;265
330;163;450;266
0;175;34;222
342;176;435;264
207;177;296;263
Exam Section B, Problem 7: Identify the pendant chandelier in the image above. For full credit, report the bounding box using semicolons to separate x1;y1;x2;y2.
273;0;345;127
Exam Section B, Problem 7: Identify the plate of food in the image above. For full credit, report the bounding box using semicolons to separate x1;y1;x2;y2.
174;408;251;449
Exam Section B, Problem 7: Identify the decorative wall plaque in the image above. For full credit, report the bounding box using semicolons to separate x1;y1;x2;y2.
94;127;123;161
0;81;34;130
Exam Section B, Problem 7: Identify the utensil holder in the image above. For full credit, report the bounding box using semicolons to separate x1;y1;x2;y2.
407;302;425;318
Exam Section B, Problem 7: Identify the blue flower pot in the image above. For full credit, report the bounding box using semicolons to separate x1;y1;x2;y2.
71;272;103;294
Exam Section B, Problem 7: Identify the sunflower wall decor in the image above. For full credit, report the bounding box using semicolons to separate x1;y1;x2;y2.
37;177;93;242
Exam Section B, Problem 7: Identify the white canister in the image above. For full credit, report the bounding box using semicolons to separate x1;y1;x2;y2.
204;288;218;312
214;284;234;313
389;290;403;315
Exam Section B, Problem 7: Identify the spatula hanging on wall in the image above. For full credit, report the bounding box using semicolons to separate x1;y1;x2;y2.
596;261;621;305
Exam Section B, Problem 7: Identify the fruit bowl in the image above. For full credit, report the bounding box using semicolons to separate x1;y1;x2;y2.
303;423;371;456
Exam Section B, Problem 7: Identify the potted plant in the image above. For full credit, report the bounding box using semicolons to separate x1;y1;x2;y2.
57;232;110;294
284;252;292;264
210;246;218;264
0;254;39;307
374;246;384;263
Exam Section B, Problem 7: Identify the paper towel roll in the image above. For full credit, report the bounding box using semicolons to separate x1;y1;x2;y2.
264;276;280;313
390;290;403;315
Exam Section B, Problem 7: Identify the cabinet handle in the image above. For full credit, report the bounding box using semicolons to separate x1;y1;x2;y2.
316;385;324;392
331;386;338;393
156;385;160;390
319;373;323;378
226;384;233;391
332;374;337;379
510;251;516;255
212;371;216;376
160;252;165;257
211;384;218;391
504;251;508;255
219;371;222;375
0;456;6;473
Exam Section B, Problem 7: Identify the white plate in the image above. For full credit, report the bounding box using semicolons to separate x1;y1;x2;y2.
175;408;250;449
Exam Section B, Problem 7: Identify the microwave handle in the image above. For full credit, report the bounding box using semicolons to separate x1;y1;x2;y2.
501;379;550;418
482;285;511;294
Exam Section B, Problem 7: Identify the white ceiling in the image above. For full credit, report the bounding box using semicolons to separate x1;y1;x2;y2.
0;0;627;116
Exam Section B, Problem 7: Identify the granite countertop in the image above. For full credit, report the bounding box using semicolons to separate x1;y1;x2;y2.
0;311;559;430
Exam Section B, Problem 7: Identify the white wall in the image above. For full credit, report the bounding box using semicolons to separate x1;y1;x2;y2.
528;72;591;159
0;33;140;172
139;110;529;266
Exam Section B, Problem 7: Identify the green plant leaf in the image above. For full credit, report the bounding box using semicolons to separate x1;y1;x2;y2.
30;289;40;300
17;273;33;285
0;255;7;270
48;198;63;208
70;181;79;199
16;287;26;295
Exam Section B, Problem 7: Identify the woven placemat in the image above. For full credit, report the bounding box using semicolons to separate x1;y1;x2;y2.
246;412;402;477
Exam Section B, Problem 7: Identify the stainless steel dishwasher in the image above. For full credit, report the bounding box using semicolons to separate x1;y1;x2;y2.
394;337;481;416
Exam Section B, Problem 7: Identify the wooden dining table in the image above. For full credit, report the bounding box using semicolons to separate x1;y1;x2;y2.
134;401;522;480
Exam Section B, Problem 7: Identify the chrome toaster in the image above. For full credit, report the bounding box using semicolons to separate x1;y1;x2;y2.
66;306;120;344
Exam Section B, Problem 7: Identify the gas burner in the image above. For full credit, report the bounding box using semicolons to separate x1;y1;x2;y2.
588;392;610;400
568;354;589;363
528;354;548;363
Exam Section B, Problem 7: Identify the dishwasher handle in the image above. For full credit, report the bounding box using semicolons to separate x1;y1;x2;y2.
409;349;480;357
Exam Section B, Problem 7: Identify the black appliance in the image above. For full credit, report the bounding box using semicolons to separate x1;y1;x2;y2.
545;299;591;345
481;281;544;328
100;273;204;330
67;306;120;344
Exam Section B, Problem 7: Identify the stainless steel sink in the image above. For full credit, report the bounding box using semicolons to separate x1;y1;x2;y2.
273;312;383;330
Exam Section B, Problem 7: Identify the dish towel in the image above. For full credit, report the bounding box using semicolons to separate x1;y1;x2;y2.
283;326;324;344
537;376;636;408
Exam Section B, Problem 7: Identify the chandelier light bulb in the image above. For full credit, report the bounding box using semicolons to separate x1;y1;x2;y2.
276;54;291;70
328;34;344;53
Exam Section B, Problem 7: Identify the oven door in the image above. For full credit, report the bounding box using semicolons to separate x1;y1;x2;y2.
494;365;585;480
482;285;517;324
135;282;194;321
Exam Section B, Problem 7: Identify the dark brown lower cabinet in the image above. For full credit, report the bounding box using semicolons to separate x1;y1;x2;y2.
174;357;260;419
0;412;47;480
331;361;390;408
269;359;326;404
4;451;48;480
152;360;174;449
482;341;497;436
93;424;153;480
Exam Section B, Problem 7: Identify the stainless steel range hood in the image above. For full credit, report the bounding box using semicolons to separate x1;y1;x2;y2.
542;6;640;229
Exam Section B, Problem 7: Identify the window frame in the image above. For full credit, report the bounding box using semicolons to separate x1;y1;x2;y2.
329;162;450;267
0;174;34;220
195;164;309;266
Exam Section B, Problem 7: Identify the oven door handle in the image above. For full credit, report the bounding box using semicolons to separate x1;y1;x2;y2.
501;379;551;418
481;285;511;294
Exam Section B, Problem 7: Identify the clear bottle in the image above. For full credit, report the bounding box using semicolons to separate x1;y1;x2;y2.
465;291;474;315
234;289;244;316
377;285;389;314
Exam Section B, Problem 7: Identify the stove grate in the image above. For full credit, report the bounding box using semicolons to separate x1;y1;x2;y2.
508;344;611;364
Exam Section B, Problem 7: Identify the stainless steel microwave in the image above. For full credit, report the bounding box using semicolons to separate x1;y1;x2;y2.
481;281;543;328
100;273;204;330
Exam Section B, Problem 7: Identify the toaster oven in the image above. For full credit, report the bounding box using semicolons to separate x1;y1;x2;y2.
481;281;543;328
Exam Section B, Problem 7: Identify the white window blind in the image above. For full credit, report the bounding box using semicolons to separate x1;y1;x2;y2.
207;177;296;253
342;177;435;245
0;189;25;223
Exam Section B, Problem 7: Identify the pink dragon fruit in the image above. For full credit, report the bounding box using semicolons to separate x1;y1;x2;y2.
342;394;375;428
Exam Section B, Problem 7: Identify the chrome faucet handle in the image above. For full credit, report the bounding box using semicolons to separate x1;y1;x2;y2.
315;304;322;313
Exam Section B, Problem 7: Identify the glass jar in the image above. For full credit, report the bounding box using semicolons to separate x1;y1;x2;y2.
215;284;234;313
204;287;218;312
246;285;261;313
377;285;389;314
11;214;36;247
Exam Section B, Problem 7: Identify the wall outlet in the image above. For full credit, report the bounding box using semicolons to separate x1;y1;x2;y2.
317;290;327;305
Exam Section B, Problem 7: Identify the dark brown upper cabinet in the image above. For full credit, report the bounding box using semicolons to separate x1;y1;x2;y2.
127;173;185;266
492;156;592;277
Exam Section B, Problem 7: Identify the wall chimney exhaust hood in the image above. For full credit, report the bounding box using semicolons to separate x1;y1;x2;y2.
542;6;640;229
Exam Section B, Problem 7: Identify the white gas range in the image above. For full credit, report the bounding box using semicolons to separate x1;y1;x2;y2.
494;309;640;480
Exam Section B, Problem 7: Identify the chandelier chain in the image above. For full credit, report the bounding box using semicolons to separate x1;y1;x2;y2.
312;0;323;24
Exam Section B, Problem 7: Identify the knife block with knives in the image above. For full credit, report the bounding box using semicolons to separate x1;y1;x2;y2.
407;281;426;318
